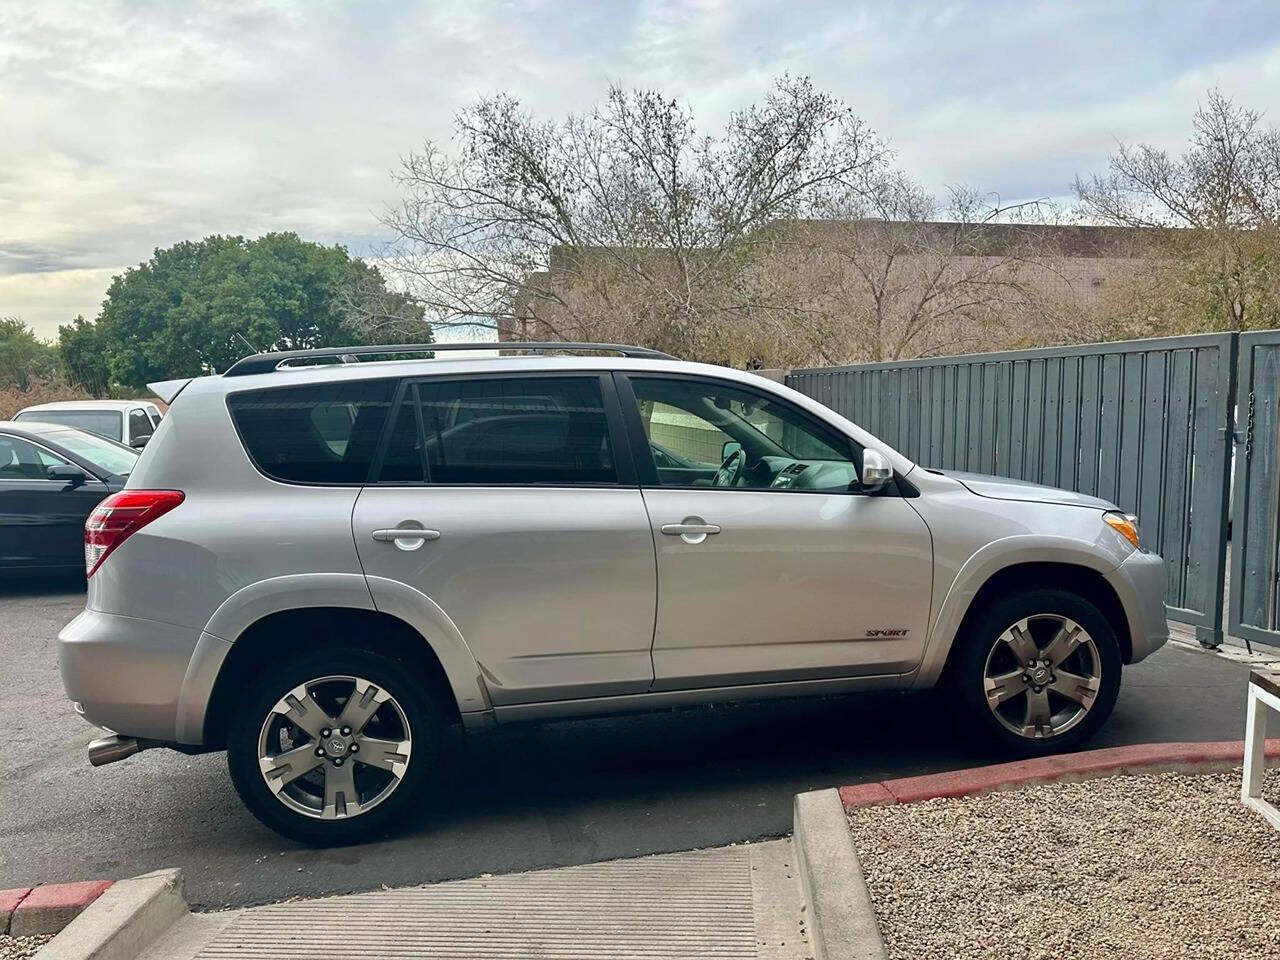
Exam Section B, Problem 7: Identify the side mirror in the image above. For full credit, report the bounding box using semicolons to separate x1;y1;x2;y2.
859;449;893;491
721;440;743;462
130;436;149;449
47;464;88;488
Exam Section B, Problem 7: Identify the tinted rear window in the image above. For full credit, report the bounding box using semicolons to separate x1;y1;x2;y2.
16;409;124;441
228;380;395;484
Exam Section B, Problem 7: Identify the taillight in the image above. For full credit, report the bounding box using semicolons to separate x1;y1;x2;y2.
85;490;185;577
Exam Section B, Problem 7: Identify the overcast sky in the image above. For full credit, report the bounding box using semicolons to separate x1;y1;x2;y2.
3;0;1279;339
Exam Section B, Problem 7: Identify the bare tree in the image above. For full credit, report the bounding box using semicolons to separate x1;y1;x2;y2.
754;177;1066;364
1075;89;1280;332
381;76;886;360
333;266;434;345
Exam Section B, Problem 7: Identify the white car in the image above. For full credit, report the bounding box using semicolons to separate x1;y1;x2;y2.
14;400;163;448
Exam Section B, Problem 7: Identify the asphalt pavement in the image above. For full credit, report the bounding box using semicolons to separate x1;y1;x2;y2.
0;578;1264;910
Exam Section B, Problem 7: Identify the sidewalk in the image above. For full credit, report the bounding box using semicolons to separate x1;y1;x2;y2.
138;841;809;960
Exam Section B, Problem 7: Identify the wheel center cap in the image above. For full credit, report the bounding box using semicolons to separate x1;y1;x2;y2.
323;736;349;757
1030;665;1050;685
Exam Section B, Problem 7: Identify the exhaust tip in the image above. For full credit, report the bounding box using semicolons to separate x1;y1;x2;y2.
88;734;140;767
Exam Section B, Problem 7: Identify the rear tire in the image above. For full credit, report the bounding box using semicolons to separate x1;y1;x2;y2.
227;645;439;845
950;588;1122;757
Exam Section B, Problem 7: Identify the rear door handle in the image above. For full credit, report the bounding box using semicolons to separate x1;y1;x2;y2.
371;526;441;551
660;522;721;535
660;517;721;544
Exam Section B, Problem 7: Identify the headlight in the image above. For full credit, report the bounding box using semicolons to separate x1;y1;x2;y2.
1103;511;1141;550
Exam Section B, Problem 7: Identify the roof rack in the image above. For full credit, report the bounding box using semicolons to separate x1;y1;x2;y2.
223;341;676;377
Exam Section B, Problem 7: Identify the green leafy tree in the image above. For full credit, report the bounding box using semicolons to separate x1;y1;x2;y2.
97;233;428;389
0;317;58;390
57;315;111;396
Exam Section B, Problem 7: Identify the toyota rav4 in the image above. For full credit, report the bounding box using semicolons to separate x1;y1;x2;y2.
58;342;1167;843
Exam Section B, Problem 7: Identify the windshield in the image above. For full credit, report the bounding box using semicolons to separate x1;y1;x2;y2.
16;409;124;441
52;430;139;477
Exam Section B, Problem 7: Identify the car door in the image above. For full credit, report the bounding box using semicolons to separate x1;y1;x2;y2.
352;373;658;706
617;373;934;690
0;433;108;570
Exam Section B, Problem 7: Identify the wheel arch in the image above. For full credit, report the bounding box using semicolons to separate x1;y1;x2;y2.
194;574;490;747
204;605;481;748
914;544;1133;690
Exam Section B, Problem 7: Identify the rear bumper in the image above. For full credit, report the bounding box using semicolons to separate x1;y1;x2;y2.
1104;550;1169;663
58;609;207;743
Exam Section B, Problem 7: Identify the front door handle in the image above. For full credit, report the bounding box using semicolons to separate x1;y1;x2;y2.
660;517;721;544
371;526;441;551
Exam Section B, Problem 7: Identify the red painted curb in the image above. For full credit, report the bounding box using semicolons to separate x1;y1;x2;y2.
837;782;895;807
8;880;113;937
839;738;1280;810
0;888;32;935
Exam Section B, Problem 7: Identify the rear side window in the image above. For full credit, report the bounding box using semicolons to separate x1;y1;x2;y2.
0;434;69;479
228;380;395;484
380;377;617;485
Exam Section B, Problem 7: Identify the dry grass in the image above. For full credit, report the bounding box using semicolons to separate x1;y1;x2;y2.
849;769;1280;960
0;382;92;420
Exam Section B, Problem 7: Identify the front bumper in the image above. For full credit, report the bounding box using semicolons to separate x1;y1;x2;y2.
1104;549;1169;663
58;609;204;743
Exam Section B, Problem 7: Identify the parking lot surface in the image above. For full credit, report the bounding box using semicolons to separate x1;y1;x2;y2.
0;579;1261;909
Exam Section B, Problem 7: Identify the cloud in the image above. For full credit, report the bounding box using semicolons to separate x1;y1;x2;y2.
2;0;1278;337
0;266;121;337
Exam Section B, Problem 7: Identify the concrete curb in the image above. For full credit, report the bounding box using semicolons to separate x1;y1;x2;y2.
838;738;1280;809
34;869;186;960
793;788;887;960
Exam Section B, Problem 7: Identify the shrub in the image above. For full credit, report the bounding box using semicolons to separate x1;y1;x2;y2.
0;382;92;420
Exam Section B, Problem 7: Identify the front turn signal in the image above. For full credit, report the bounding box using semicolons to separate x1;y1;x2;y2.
1103;511;1141;550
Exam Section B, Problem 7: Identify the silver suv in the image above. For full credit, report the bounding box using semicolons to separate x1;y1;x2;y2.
58;343;1168;843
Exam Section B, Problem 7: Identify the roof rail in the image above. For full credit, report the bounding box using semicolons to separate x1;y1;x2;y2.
222;341;677;377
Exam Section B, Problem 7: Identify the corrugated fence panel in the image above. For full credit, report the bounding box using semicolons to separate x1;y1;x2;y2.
1230;332;1280;647
787;333;1238;639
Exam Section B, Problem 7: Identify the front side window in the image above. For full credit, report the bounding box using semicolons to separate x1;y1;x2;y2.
0;434;69;480
228;379;395;484
128;409;155;441
380;376;617;485
629;377;860;492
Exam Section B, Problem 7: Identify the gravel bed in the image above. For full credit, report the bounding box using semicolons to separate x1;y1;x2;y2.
848;769;1280;960
0;935;52;960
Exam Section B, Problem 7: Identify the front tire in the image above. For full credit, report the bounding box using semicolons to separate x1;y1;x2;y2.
227;646;438;845
950;588;1122;757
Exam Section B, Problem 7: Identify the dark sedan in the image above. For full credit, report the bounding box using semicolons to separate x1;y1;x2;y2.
0;421;139;575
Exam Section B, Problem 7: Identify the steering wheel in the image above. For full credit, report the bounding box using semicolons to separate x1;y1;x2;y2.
712;447;745;487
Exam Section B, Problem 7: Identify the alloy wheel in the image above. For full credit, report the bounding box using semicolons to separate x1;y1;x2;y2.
256;675;412;820
983;615;1102;739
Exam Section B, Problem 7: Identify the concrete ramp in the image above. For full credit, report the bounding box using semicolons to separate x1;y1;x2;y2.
142;841;807;960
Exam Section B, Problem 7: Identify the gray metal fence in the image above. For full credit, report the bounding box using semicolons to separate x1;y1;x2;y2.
1230;331;1280;647
787;333;1238;644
